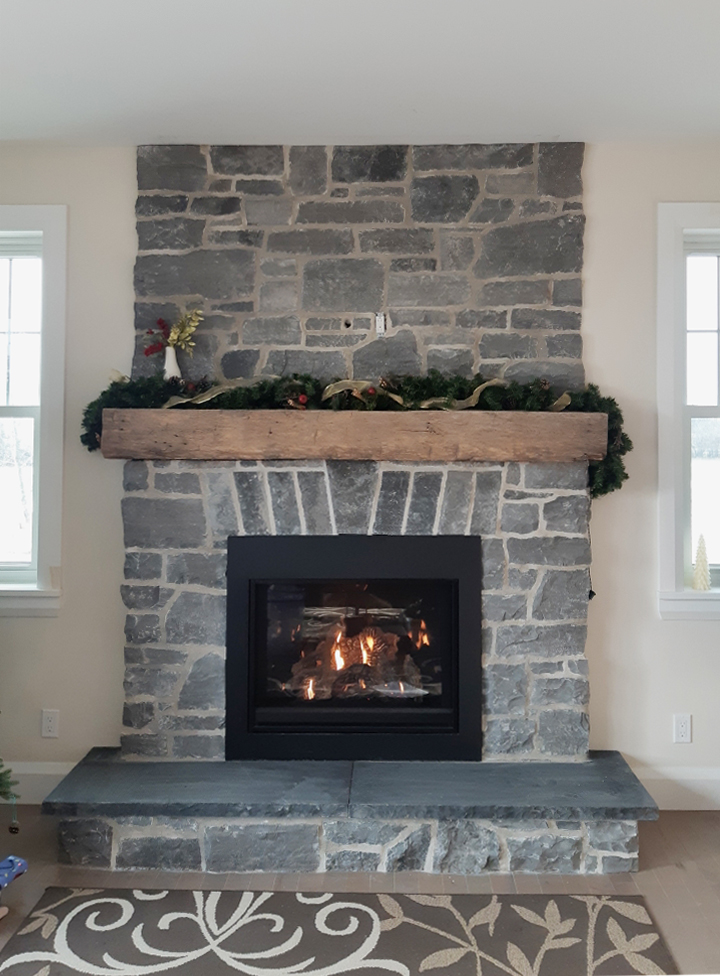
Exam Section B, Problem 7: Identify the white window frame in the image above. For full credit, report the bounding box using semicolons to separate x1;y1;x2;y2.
0;206;66;616
657;202;720;619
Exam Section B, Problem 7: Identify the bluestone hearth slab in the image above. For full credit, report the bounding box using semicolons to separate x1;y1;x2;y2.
42;748;657;822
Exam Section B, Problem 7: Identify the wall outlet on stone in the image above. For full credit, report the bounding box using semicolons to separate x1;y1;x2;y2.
375;312;387;336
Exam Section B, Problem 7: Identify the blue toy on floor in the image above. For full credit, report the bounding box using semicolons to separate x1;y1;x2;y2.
0;857;27;892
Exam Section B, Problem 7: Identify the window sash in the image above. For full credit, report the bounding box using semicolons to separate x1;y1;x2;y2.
0;405;39;580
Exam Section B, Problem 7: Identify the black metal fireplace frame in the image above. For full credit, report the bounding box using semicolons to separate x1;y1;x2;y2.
225;535;483;761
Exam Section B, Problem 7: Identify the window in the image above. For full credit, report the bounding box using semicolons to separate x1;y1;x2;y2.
0;207;66;616
657;203;720;619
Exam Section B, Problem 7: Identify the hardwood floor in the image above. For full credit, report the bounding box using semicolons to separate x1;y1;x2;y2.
1;807;718;973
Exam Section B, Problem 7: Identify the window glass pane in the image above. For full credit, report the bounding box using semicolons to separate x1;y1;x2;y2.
687;332;718;405
0;333;7;408
9;257;42;332
687;254;719;331
0;259;9;332
0;417;34;564
8;332;41;406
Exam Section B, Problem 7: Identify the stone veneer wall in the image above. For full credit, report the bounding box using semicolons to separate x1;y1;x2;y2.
132;143;585;388
120;458;592;761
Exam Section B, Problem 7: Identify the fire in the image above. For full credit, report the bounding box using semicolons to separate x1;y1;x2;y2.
332;633;345;671
412;619;430;649
306;678;315;700
361;639;368;665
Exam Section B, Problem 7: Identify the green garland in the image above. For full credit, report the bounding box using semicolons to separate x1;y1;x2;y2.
81;372;632;498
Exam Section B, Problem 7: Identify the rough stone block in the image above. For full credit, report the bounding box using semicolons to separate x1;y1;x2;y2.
327;461;377;534
411;175;479;222
532;569;591;620
297;470;333;534
412;144;534;171
507;537;591;567
437;470;473;534
511;308;581;331
479;279;551;306
178;653;225;710
206;470;239;542
358;228;435;253
58;819;113;867
538;143;584;198
221;349;260;379
233;471;272;535
473;215;584;277
166;553;227;589
124;667;180;700
120;733;169;757
486;171;536;194
205;824;320;872
267;229;354;254
484;664;527;715
121;585;172;610
332;146;408;183
495;623;587;658
386;825;431;871
373;471;410;535
208;229;264;248
484;718;535;755
537;709;589;755
456;309;507;329
481;537;506;589
508;567;537;590
586;821;638;854
427;347;474;377
137;218;205;251
122;702;155;729
323;820;401;847
390;257;437;272
155;473;201;494
242;315;301;345
547;333;583;358
136;194;189;217
479;333;536;360
543;495;590;533
303;258;384;311
519;199;554;217
124;551;162;581
353;331;421;376
123;460;148;492
507;834;582;872
504;360;581;394
166;594;226;645
134;249;255;300
470;470;502;534
172;735;225;759
123;498;207;549
388;272;470;308
600;854;639;873
434;822;500;873
259;280;297;314
531;676;589;706
481;593;527;621
209;145;284;176
264;349;346;380
176;332;218;383
124;614;160;644
261;258;297;277
245;198;293;225
289;145;328;195
405;472;443;535
569;659;589;675
235;178;284;196
117;836;201;871
267;470;302;535
137;145;208;191
525;463;588;490
469;198;514;224
501;503;540;534
326;850;381;871
189;196;242;216
392;309;453;328
553;277;582;306
144;648;188;666
439;235;475;270
159;715;224;731
530;661;563;674
297;200;404;223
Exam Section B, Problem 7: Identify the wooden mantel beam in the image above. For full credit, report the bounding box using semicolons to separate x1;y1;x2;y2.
100;409;608;463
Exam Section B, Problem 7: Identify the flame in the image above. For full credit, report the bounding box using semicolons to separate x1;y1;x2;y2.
367;635;375;651
333;633;345;671
413;619;430;649
361;639;369;665
399;680;405;693
306;678;315;700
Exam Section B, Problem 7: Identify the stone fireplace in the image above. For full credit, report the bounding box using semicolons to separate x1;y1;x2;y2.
42;142;656;875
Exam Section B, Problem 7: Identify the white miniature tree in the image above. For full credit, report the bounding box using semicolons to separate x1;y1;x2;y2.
693;534;711;590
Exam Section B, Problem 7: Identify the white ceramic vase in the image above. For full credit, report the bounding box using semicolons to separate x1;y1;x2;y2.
163;345;182;381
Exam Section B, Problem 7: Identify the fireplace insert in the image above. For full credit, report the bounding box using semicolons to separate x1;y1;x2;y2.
225;536;483;760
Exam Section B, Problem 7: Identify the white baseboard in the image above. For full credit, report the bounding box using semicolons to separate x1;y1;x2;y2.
0;761;76;805
632;765;720;810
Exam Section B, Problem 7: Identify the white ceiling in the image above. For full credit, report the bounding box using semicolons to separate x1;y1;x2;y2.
2;0;719;145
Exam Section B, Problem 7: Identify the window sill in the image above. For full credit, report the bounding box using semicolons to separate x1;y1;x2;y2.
659;590;720;620
0;586;62;617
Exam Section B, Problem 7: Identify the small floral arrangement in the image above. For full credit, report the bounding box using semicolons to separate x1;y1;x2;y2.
144;310;203;357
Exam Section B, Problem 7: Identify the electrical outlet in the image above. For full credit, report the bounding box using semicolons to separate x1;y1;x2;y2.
673;713;692;743
375;312;387;335
41;709;59;738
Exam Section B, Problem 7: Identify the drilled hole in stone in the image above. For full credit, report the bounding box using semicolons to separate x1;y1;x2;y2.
344;319;352;329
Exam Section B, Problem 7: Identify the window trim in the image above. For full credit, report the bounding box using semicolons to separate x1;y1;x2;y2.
0;206;66;616
657;202;720;619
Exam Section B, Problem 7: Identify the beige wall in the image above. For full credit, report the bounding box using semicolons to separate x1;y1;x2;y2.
0;145;136;774
1;141;719;807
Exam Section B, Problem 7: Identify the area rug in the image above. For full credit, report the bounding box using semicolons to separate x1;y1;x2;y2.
0;887;677;975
